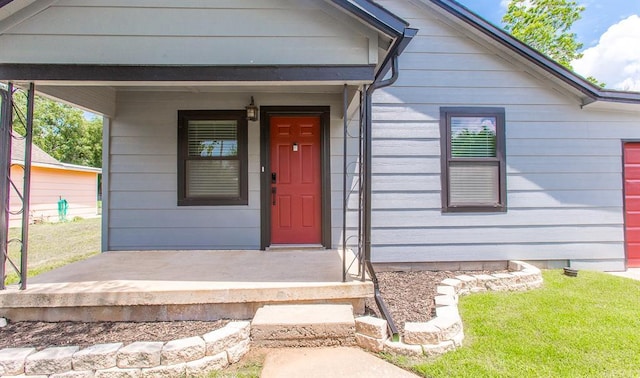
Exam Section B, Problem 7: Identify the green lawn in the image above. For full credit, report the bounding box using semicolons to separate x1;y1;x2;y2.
4;217;101;285
403;270;640;377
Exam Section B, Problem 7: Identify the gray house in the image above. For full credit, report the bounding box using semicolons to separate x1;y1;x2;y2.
1;0;640;273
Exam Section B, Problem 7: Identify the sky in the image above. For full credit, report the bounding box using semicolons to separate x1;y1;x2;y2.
454;0;640;91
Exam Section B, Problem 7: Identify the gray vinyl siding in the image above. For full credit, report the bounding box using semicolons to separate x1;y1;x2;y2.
108;90;353;251
369;0;640;270
0;0;377;66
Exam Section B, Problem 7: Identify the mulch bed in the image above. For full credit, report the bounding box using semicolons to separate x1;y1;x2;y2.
365;270;494;334
0;270;498;349
0;320;228;350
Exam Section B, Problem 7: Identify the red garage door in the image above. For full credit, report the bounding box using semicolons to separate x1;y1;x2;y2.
624;143;640;267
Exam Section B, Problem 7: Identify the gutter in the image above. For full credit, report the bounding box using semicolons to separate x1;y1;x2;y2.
363;28;418;342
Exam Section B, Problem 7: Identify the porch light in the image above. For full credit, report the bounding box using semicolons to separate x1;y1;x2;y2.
246;96;259;122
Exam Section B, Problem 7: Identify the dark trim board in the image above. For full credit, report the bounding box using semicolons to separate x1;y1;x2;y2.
260;106;332;250
0;64;376;82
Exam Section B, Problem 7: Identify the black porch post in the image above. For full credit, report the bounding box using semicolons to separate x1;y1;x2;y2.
20;83;35;289
0;85;12;290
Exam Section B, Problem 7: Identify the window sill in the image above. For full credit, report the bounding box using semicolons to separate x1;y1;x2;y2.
442;205;507;213
178;198;248;206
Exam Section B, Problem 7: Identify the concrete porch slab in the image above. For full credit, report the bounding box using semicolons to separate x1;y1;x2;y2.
0;250;372;322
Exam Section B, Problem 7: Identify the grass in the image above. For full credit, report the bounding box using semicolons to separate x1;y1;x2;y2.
206;350;265;378
397;270;640;377
4;217;101;285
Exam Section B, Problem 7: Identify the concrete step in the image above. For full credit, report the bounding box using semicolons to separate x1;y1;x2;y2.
251;304;356;347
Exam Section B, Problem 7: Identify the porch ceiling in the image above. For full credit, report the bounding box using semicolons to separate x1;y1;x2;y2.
27;81;362;118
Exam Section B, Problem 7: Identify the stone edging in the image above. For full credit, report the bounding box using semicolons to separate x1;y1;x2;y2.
355;261;543;357
0;321;250;377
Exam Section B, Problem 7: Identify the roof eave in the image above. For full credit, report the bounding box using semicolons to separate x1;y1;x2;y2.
329;0;409;38
12;159;102;173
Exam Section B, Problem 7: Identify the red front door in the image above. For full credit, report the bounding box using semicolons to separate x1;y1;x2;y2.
624;143;640;267
270;116;322;244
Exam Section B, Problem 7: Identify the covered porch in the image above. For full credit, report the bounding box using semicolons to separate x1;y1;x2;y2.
0;249;372;322
0;0;415;335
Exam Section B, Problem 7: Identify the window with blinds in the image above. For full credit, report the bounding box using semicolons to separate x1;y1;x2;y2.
440;108;506;212
177;110;248;206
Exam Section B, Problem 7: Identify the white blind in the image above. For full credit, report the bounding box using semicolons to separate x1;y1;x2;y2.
450;116;496;158
449;163;499;205
186;160;239;197
188;120;238;157
186;119;240;198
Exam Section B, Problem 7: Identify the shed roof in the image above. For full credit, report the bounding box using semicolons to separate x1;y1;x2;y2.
11;137;102;173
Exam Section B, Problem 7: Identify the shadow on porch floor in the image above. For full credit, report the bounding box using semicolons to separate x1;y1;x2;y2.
0;250;372;322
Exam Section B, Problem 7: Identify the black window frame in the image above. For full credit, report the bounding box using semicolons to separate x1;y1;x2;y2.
177;110;248;206
440;107;507;213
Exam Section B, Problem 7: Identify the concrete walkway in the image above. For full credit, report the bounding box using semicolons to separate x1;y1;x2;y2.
260;347;419;377
608;268;640;281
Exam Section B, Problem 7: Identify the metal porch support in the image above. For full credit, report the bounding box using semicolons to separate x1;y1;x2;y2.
341;84;367;283
20;83;35;290
342;84;348;282
0;85;11;290
0;82;35;290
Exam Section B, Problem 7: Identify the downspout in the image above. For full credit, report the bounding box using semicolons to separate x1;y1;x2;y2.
363;28;417;341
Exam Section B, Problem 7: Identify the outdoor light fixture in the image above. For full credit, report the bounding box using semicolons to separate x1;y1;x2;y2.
246;96;259;122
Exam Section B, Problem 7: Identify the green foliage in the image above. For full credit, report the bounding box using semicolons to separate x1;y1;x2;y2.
406;270;640;377
451;127;496;158
502;0;585;69
11;90;102;168
586;75;606;88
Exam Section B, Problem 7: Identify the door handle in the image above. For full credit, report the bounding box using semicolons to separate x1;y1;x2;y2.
271;187;277;206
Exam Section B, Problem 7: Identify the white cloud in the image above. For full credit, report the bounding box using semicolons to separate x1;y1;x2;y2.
573;15;640;91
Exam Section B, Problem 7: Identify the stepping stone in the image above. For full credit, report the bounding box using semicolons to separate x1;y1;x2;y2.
251;304;355;347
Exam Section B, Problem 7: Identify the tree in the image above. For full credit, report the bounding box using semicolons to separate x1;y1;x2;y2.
10;90;102;168
502;0;584;69
502;0;605;86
